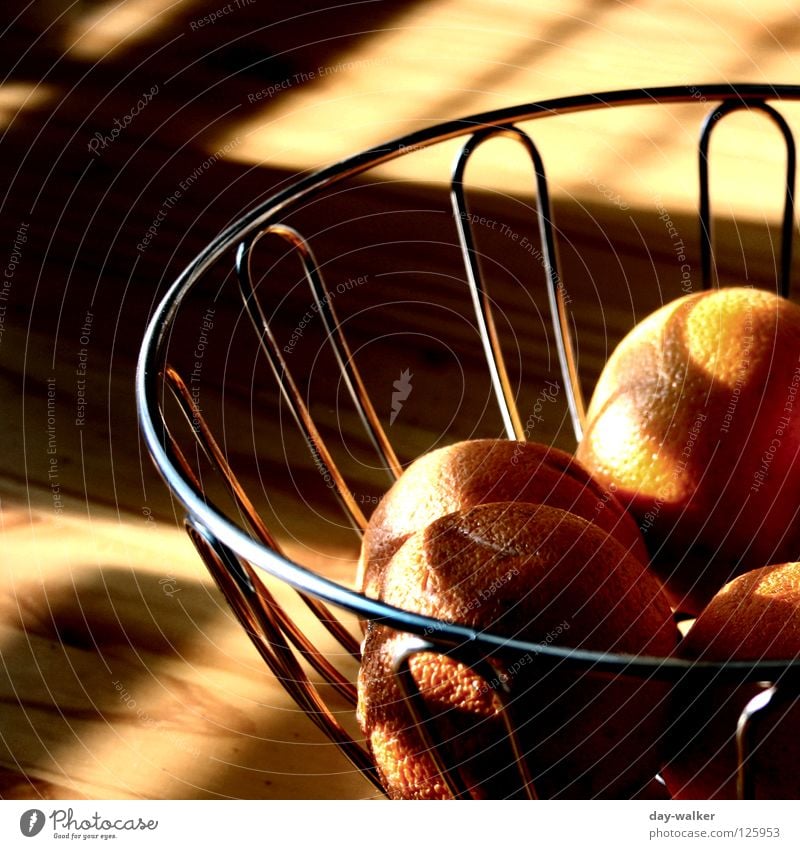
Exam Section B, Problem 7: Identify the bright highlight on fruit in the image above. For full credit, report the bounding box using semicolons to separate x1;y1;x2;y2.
577;286;800;613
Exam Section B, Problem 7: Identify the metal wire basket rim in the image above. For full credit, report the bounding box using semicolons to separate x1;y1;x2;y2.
137;82;800;679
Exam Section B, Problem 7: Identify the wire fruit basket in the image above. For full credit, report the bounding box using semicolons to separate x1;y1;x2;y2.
137;84;800;800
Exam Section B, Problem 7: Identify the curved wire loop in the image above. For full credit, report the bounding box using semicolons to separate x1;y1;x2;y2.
137;85;800;800
163;365;361;662
451;124;586;442
391;638;474;799
699;100;796;295
235;230;369;533
256;224;402;481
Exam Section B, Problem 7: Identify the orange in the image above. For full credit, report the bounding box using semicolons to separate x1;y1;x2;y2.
358;438;648;599
576;286;800;613
357;501;678;799
663;561;800;799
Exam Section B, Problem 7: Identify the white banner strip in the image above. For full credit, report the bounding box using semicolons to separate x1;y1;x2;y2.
1;799;797;849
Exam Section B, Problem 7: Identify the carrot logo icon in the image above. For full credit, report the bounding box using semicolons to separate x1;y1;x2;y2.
20;809;45;837
389;369;413;425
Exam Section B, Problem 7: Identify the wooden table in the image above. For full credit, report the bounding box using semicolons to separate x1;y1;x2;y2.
1;0;798;799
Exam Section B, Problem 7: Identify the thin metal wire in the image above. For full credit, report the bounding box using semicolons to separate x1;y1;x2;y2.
137;85;800;799
186;519;383;790
164;366;282;551
479;662;539;800
391;638;474;799
451;125;586;441
453;651;539;800
390;638;540;799
735;685;777;800
138;84;800;633
257;225;402;481
699;100;796;295
159;379;360;703
163;365;361;663
235;230;368;533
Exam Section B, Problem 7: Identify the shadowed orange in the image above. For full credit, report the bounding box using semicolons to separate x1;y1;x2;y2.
664;562;800;799
358;502;677;799
359;438;648;600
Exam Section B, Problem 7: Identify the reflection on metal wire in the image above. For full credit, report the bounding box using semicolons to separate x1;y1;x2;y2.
699;100;796;295
452;125;585;441
138;85;800;799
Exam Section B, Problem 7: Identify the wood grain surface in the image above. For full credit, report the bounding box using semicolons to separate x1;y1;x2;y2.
1;0;799;800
